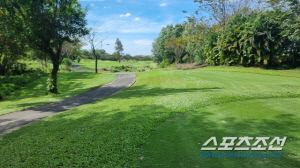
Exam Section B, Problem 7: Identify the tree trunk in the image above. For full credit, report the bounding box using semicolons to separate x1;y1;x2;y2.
49;60;59;93
93;48;97;73
0;91;3;100
48;42;62;94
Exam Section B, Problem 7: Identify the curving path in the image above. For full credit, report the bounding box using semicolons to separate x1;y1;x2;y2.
0;73;136;136
72;63;86;72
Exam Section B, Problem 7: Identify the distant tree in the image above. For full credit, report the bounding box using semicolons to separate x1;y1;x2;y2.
123;53;132;61
115;38;124;63
1;0;89;93
82;49;91;58
164;36;187;64
61;41;83;61
193;0;264;26
152;23;187;64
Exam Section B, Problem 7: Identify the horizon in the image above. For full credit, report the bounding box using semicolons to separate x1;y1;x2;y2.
79;0;199;56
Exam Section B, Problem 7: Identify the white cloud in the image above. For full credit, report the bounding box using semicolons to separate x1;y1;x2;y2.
160;3;167;6
134;17;140;21
134;40;153;46
120;13;131;17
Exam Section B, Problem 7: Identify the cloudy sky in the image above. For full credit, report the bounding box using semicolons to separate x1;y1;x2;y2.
79;0;199;56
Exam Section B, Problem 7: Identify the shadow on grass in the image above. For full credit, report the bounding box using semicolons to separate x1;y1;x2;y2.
2;72;104;103
140;109;300;168
109;85;222;99
0;102;299;167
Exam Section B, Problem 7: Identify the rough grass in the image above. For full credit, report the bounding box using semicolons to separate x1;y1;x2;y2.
0;67;300;167
0;72;117;115
78;59;156;71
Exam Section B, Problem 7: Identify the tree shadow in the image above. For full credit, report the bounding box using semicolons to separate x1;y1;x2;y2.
140;109;300;168
110;85;222;99
0;103;299;167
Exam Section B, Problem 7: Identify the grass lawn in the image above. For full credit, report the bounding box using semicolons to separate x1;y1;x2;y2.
0;72;117;115
78;59;156;71
0;66;300;167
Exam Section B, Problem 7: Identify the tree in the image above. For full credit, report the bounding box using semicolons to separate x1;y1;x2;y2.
164;36;187;64
1;0;88;93
115;38;124;63
86;26;109;73
0;8;26;76
152;23;187;64
193;0;264;26
61;41;83;61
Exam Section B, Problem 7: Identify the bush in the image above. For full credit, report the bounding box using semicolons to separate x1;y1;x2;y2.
76;56;81;63
159;61;166;68
181;67;187;70
11;63;27;75
65;66;71;72
0;70;46;99
62;58;73;67
0;92;3;100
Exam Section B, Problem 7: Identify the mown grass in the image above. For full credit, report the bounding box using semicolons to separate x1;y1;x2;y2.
0;72;117;115
0;67;300;167
78;59;156;71
141;98;300;167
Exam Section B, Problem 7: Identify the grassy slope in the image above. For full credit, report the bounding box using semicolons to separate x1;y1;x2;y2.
78;59;156;71
0;72;117;115
0;67;300;167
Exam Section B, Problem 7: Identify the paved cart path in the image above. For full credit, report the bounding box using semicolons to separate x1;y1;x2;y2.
0;73;136;136
72;64;86;72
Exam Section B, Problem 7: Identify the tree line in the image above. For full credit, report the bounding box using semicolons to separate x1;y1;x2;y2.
80;49;153;62
152;0;300;69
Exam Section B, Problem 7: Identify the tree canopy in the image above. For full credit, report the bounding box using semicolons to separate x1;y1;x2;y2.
0;0;89;93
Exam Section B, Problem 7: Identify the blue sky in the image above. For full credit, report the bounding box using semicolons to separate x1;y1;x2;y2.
79;0;199;56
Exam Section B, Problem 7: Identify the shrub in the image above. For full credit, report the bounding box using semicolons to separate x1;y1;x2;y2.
65;66;71;72
62;58;73;67
0;92;3;100
11;63;27;75
0;71;47;99
76;56;81;63
181;67;187;70
159;61;166;68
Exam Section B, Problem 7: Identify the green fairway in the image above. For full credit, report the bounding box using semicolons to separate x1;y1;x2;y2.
140;98;300;167
78;59;156;71
0;72;117;115
0;67;300;167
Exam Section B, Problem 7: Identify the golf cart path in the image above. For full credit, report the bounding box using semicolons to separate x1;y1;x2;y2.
0;73;136;136
72;63;86;72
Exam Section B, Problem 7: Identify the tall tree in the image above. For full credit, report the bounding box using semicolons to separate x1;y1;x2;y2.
164;36;187;64
193;0;264;26
0;8;26;76
1;0;88;93
115;38;124;63
86;26;109;73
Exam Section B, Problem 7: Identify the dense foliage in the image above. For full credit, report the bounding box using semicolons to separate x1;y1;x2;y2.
152;0;300;68
0;70;46;99
0;0;89;93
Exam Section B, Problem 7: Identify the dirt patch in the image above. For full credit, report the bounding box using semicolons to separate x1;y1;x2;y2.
175;63;207;70
98;70;111;73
